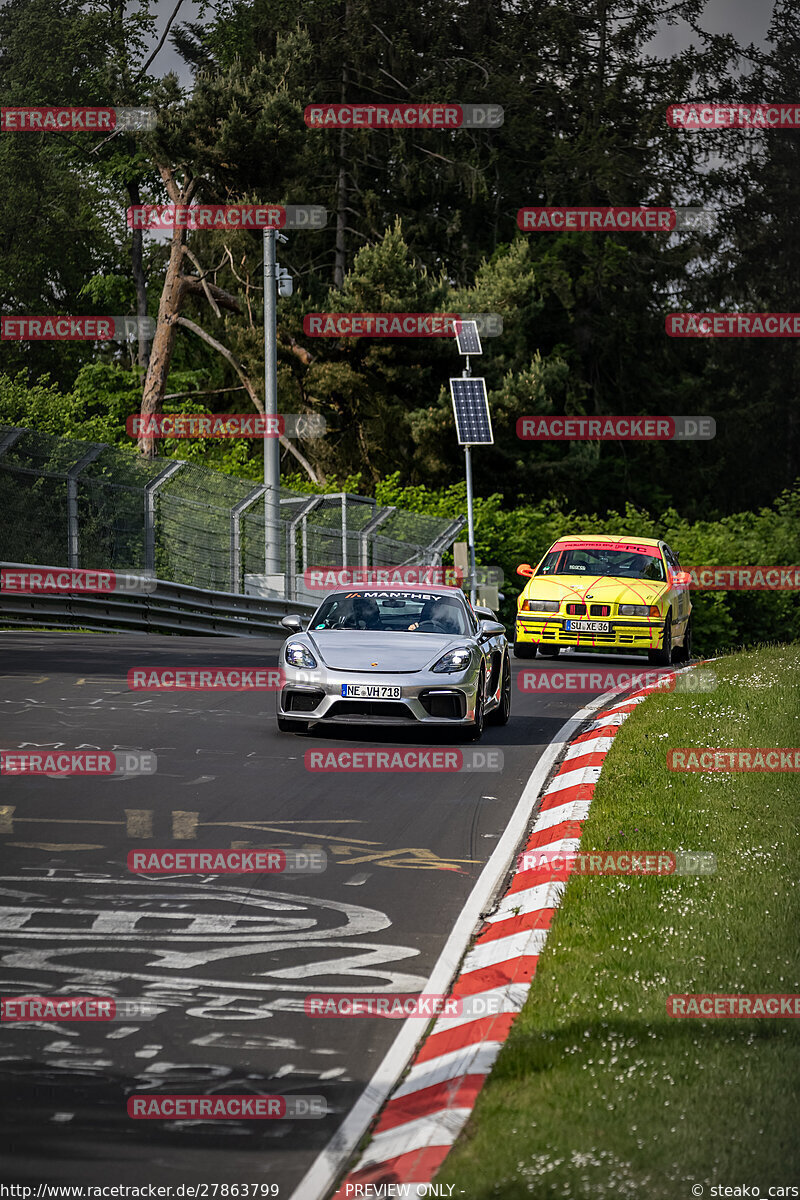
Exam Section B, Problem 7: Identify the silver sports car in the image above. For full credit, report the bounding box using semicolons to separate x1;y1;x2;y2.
275;586;511;740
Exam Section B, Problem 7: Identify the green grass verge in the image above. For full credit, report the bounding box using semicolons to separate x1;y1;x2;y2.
438;644;800;1198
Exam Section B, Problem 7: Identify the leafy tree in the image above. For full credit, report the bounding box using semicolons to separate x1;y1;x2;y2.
671;0;800;509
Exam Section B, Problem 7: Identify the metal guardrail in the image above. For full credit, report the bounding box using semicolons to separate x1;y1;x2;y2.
0;563;316;638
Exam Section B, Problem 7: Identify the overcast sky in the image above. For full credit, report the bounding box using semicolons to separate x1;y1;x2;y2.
148;0;775;87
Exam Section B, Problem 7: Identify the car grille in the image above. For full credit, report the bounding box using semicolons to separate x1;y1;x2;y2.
566;603;586;615
419;690;466;720
589;604;610;617
326;700;414;720
283;688;325;713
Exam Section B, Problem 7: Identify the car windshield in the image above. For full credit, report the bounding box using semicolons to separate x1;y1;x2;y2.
311;591;471;634
536;545;666;582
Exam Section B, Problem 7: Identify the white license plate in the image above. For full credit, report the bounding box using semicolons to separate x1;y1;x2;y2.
565;620;610;633
341;684;402;699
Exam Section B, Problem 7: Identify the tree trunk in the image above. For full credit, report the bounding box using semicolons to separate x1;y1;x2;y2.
138;223;186;457
127;179;149;372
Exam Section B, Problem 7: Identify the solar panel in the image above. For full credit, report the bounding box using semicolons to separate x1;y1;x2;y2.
455;319;482;356
450;377;493;445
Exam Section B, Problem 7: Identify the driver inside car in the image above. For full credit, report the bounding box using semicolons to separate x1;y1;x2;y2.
405;598;436;631
431;599;460;633
351;595;383;629
406;598;459;633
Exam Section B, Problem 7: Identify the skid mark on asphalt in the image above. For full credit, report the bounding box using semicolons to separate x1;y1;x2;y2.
8;843;104;850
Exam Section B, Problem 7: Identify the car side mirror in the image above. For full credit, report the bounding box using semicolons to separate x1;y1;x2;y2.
280;614;304;634
479;619;506;636
516;563;534;577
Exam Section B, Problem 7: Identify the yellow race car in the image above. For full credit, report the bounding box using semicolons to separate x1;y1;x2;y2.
514;535;692;665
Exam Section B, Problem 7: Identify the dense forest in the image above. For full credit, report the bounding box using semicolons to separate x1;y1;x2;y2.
0;0;797;522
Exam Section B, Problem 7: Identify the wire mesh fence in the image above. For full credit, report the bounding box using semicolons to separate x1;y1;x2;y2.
0;427;464;602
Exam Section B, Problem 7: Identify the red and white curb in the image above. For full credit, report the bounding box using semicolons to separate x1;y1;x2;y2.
291;671;688;1200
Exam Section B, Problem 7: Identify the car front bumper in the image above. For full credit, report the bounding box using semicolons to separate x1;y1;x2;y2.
277;666;481;726
514;616;664;651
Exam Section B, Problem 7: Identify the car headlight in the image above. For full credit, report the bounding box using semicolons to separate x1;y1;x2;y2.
522;599;559;613
619;604;660;617
285;641;318;668
432;646;473;674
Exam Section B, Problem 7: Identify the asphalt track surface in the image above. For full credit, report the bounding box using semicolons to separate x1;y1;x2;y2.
0;633;674;1194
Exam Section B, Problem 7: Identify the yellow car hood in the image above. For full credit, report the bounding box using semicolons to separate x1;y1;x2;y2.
522;574;668;606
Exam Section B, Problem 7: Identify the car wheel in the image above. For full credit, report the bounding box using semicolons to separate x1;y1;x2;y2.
487;653;511;726
674;615;692;662
513;640;536;659
537;645;560;658
277;716;308;734
463;669;485;741
648;614;673;666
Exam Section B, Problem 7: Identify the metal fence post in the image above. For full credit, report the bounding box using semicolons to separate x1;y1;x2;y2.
341;494;347;566
289;496;324;601
144;462;184;575
66;446;105;568
359;506;396;568
230;485;268;593
426;517;467;564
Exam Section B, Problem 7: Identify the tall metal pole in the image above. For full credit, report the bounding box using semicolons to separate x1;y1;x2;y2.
461;356;477;606
263;228;281;575
464;445;477;607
